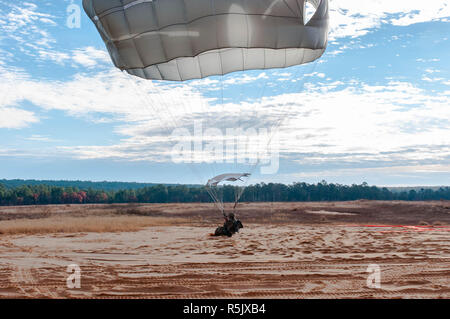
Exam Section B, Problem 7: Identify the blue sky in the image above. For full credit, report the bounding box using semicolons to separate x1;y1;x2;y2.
0;0;449;186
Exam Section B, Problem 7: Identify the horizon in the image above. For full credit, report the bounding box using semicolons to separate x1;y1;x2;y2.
1;178;448;189
0;1;449;186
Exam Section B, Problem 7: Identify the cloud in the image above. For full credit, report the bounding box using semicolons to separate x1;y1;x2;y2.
0;64;215;128
71;47;111;68
286;163;450;185
222;72;269;85
329;0;450;40
276;81;450;167
0;1;57;57
0;107;38;128
422;75;445;83
37;46;111;68
0;0;449;183
0;54;448;186
25;134;56;142
2;58;447;168
38;50;70;65
304;72;326;78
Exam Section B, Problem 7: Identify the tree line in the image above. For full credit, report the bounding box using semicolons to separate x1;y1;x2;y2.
0;181;449;206
0;179;169;191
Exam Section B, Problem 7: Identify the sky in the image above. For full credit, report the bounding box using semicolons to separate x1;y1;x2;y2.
0;0;449;186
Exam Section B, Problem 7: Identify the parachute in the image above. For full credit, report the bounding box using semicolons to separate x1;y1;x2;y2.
82;0;329;81
207;173;251;187
83;0;329;216
206;173;250;214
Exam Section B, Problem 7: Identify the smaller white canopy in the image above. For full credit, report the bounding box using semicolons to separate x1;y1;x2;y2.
206;173;250;187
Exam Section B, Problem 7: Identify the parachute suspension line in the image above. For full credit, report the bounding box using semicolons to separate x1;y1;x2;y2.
166;78;237;193
205;71;227;200
154;79;214;187
94;18;187;155
0;72;15;113
229;180;249;212
212;4;223;186
126;57;315;214
210;71;225;188
124;73;212;194
84;0;329;215
125;76;201;181
150;74;222;211
272;61;319;142
203;81;219;188
124;62;226;192
206;173;250;215
233;67;274;202
232;60;319;206
219;74;224;181
260;60;320;166
224;68;272;213
255;61;318;171
235;72;246;208
126;75;216;205
233;185;244;211
209;75;221;188
206;185;224;215
230;67;290;210
123;73;176;146
236;66;246;174
231;64;275;211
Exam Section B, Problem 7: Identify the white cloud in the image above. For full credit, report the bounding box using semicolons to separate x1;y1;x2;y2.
71;47;111;68
422;75;445;83
0;1;57;53
276;81;450;165
0;0;449;181
39;17;57;26
288;164;450;179
425;68;440;74
416;58;440;63
38;50;70;65
2;59;447;167
222;72;269;85
329;0;450;40
24;134;60;142
37;46;111;68
0;107;38;128
304;72;326;78
0;65;214;127
326;50;343;56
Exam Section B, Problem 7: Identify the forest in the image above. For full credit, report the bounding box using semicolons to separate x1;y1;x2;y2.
0;180;449;206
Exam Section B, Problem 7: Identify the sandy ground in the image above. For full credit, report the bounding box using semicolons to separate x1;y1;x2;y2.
0;201;449;298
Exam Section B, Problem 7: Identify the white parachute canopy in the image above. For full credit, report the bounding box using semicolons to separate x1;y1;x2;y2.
206;173;251;214
83;0;329;81
207;173;251;187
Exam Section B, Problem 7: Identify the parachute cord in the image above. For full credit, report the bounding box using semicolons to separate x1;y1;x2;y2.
118;48;317;218
109;32;208;186
257;61;320;178
206;185;224;215
268;60;319;148
232;60;319;206
206;187;217;209
124;72;215;207
232;182;248;212
94;18;226;217
0;71;14;112
224;69;272;213
233;187;241;211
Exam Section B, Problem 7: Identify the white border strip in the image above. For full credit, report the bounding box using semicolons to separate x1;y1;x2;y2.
124;0;154;10
94;0;154;20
